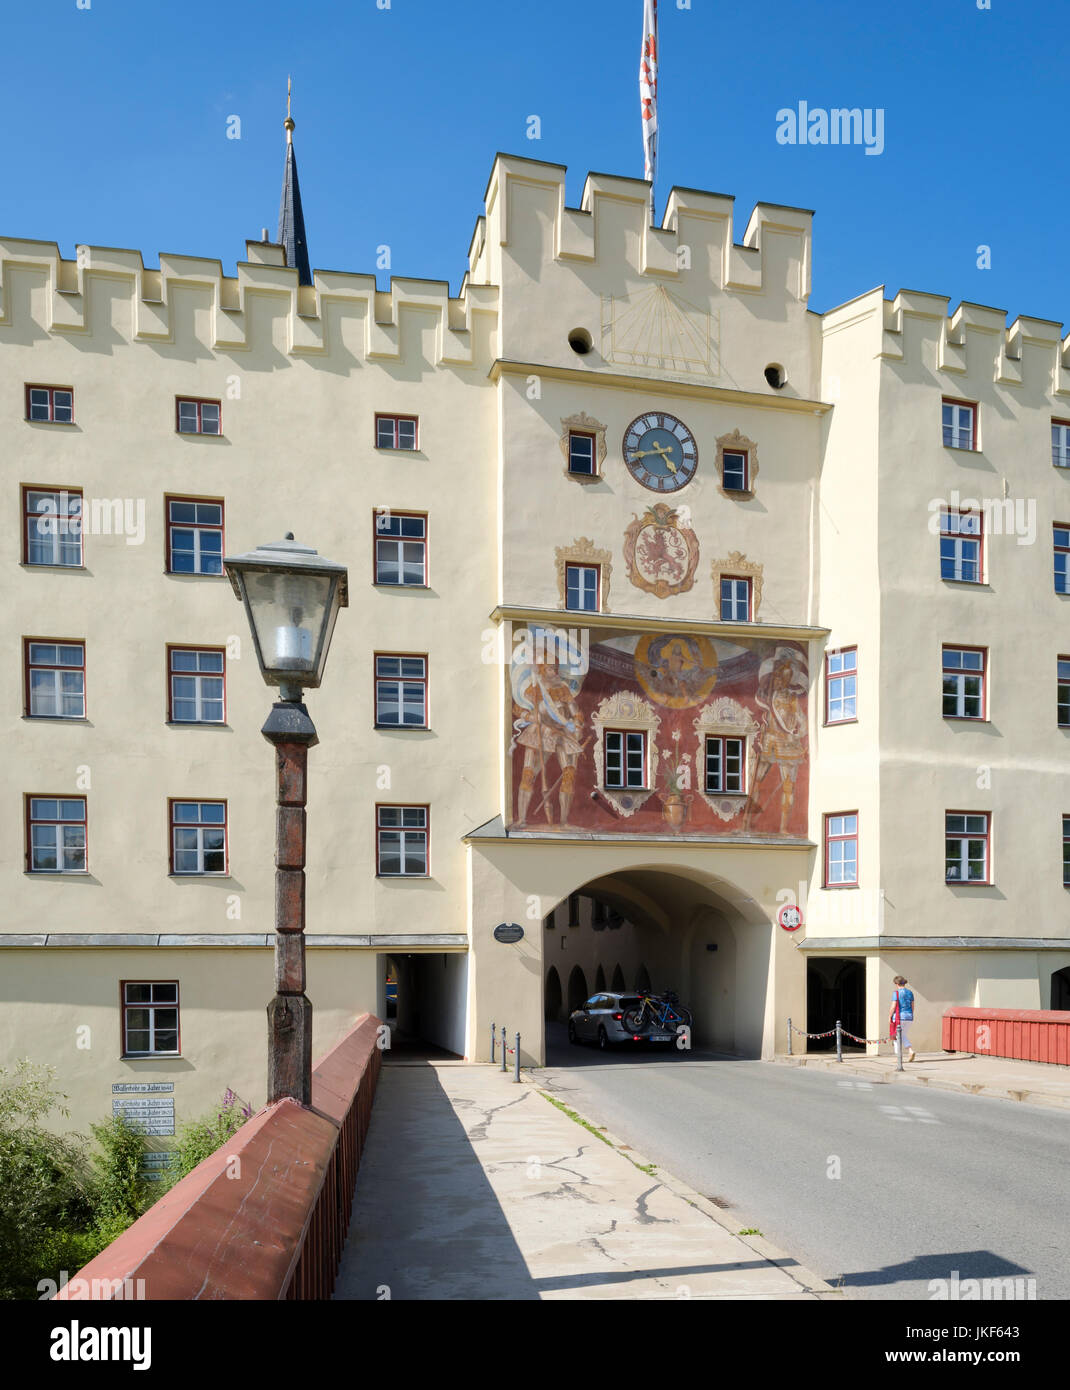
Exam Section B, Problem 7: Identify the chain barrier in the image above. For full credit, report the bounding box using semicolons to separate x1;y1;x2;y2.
787;1015;902;1064
841;1028;893;1046
789;1022;837;1039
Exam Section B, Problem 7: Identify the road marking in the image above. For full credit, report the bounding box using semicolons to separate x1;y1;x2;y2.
836;1080;873;1090
879;1104;939;1124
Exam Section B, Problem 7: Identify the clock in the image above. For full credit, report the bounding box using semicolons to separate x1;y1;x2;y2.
623;412;698;492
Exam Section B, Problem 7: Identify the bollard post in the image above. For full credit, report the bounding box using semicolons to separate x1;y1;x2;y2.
895;1019;904;1072
787;1017;792;1056
514;1032;521;1083
500;1025;507;1072
835;1019;843;1063
490;1020;495;1064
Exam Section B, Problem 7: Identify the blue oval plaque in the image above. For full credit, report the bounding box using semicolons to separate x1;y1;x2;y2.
493;922;524;944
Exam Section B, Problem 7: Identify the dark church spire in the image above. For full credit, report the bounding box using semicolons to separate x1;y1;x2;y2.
277;77;312;286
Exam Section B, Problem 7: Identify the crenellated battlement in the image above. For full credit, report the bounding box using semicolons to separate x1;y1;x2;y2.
0;235;499;369
478;153;813;303
878;287;1070;398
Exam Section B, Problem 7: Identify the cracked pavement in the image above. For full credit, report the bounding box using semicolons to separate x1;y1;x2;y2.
333;1062;827;1300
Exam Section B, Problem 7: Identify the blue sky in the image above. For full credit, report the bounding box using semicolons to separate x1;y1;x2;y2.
5;0;1067;323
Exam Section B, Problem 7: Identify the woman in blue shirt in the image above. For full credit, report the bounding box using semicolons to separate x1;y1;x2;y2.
892;975;916;1061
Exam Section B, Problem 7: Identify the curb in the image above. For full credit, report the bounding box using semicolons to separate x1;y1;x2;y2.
773;1055;1070;1111
515;1069;845;1301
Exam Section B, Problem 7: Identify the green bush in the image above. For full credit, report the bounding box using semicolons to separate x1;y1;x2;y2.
89;1114;151;1230
0;1061;92;1301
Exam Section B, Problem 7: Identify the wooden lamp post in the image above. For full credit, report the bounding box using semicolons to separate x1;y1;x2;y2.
223;534;348;1105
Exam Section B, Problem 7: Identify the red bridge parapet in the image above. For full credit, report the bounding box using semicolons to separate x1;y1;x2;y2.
54;1013;382;1301
942;1006;1070;1066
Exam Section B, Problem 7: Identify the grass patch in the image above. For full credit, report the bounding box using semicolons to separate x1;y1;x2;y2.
537;1092;613;1145
738;1227;763;1237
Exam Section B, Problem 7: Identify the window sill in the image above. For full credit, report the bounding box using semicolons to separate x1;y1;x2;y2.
176;430;224;439
942;443;979;453
376;873;430;880
374;446;421;454
374;723;430;731
168;873;231;880
166;721;229;728
373;582;430;590
25;419;77;427
823;882;860;890
940;578;989;588
121;1054;182;1061
945;880;992;887
20;562;86;572
22;715;88;723
943;716;988;723
824;717;858;727
25;869;89;876
164;571;227;579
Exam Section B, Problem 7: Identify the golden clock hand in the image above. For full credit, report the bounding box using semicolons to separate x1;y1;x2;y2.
649;440;678;472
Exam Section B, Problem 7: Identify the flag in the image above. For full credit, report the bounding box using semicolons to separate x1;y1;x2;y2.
640;0;659;193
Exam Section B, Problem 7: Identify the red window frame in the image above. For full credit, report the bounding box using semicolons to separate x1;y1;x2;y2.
567;431;597;475
1063;815;1070;886
1053;419;1070;469
373;652;429;728
939;507;984;584
167;645;226;724
564;563;600;612
164;494;225;576
1059;656;1070;728
603;729;648;790
942;396;978;451
942;645;987;721
175;397;222;435
823;812;859;888
945;810;991;885
375;803;430;877
168;798;229;875
720;576;752;622
120;980;181;1058
21;484;84;567
374;414;419;450
25;384;74;423
722;448;750;492
372;509;428;586
23;638;87;719
25;794;88;874
824;646;858;725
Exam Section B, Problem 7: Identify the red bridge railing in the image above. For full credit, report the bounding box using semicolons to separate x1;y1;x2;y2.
942;1006;1070;1066
55;1013;382;1301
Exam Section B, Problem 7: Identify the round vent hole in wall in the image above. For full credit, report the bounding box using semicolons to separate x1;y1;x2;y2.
568;328;593;355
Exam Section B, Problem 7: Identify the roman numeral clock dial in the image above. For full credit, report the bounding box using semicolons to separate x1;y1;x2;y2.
622;412;698;492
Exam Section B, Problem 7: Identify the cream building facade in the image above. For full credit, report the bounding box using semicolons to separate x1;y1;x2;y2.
2;137;1069;1136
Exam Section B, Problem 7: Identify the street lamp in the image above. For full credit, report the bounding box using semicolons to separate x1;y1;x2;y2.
223;534;348;1105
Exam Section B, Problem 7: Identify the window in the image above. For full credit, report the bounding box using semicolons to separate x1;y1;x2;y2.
374;512;426;586
940;509;983;583
1055;526;1070;595
377;805;429;876
1064;817;1070;886
376;415;418;450
945;812;990;883
722;449;749;492
26;385;73;423
1053;421;1070;470
567;893;580;927
604;730;646;789
942;647;985;719
170;800;227;875
720;577;751;622
25;641;85;718
567;432;595;476
122;982;179;1057
176;398;221;435
1059;659;1070;728
824;813;858;887
825;647;857;723
27;797;87;873
23;487;82;567
168;648;225;723
375;654;428;727
942;398;976;450
705;736;745;794
565;563;599;612
166;498;224;575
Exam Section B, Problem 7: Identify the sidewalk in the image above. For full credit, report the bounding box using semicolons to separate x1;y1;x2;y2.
334;1062;841;1301
776;1049;1070;1110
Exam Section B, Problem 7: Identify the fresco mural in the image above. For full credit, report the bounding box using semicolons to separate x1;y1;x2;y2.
508;627;809;838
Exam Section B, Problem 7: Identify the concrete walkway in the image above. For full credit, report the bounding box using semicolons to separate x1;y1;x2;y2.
334;1062;840;1301
777;1049;1070;1110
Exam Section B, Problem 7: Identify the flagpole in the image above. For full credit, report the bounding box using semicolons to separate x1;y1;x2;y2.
640;0;659;226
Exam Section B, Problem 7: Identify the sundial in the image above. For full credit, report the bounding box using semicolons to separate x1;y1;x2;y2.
601;284;719;377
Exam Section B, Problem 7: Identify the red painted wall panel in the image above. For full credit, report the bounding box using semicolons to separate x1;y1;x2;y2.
942;1006;1070;1066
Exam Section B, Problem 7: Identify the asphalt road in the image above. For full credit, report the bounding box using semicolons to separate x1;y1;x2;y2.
537;1024;1070;1300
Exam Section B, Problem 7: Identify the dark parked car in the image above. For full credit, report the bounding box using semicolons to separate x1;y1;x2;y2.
568;991;685;1049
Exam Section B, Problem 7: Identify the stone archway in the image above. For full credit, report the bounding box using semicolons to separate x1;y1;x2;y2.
567;965;589;1014
545;965;563;1021
1051;966;1070;1011
595;963;606;992
611;963;626;992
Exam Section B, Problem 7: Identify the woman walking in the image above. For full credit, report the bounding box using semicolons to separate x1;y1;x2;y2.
890;975;916;1062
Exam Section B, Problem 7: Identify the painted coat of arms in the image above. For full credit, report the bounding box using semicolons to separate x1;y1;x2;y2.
623;504;700;599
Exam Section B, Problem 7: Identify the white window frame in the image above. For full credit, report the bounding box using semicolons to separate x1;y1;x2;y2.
604;730;647;789
945;812;990;884
169;648;225;724
171;800;227;875
942;399;976;450
374;513;427;586
28;797;87;873
26;642;86;718
377;805;429;877
375;655;428;727
720;577;751;622
942;647;985;720
940;509;982;583
565;563;599;612
705;735;745;793
1053;422;1070;469
122;982;180;1057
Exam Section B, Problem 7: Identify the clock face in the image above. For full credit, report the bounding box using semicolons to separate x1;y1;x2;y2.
623;412;698;493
